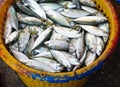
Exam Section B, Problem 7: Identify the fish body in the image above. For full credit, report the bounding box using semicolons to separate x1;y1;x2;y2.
46;10;70;27
73;16;107;25
50;50;72;71
69;39;77;53
39;3;63;10
76;30;85;59
33;57;63;72
85;33;97;53
44;40;69;51
18;28;30;52
53;26;81;38
99;23;109;43
85;51;96;66
79;25;108;36
96;37;104;56
26;0;47;20
50;31;69;42
31;27;53;50
8;6;18;30
61;9;90;18
5;31;19;44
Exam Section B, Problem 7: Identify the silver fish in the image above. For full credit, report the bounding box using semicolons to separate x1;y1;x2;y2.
99;23;109;43
61;51;80;65
17;13;45;26
5;31;19;44
44;40;69;51
33;57;63;72
81;6;98;13
79;0;96;7
50;31;69;42
73;47;88;71
85;33;97;53
11;48;30;63
39;3;63;11
18;28;30;52
46;10;70;27
31;27;53;50
85;50;96;66
73;16;107;25
76;30;85;59
26;0;47;20
23;35;35;55
15;2;40;18
8;6;18;30
79;25;108;36
60;9;90;18
69;39;77;54
59;1;76;9
53;26;81;38
4;16;12;40
50;50;72;71
96;37;104;56
26;59;57;72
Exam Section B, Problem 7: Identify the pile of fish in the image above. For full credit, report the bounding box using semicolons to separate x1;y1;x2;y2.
4;0;110;72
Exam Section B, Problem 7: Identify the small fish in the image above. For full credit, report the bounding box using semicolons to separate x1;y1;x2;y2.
79;25;108;36
79;0;96;7
69;39;77;54
81;6;98;13
44;40;69;51
7;6;18;31
18;27;30;52
50;31;69;42
26;0;47;20
11;48;30;63
5;31;19;44
50;50;72;71
73;47;88;71
99;23;109;43
39;3;63;11
46;10;70;27
85;33;97;53
17;13;45;26
60;9;90;18
85;50;96;66
23;35;35;55
4;16;12;40
31;27;53;50
73;16;107;25
61;51;80;65
15;2;40;18
26;59;57;72
33;57;63;72
53;26;81;38
76;30;85;59
96;37;104;56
